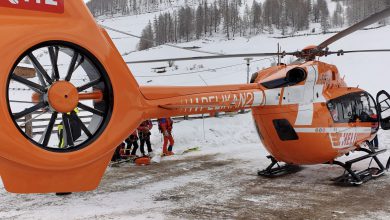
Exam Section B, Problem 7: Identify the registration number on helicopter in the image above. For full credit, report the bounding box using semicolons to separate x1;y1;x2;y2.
180;91;264;113
0;0;64;14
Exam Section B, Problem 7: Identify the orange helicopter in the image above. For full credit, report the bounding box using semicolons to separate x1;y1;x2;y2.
1;0;390;194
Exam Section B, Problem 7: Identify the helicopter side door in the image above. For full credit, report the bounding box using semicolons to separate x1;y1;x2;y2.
376;90;390;130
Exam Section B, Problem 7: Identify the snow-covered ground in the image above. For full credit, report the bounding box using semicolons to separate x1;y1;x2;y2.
1;112;390;219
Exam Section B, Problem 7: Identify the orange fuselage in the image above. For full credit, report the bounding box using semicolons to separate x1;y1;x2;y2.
251;62;375;165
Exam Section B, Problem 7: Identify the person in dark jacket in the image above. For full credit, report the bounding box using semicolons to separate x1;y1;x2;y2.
137;120;153;156
125;130;139;157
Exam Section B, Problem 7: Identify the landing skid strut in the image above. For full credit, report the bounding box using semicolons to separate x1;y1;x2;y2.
258;156;302;177
330;147;390;186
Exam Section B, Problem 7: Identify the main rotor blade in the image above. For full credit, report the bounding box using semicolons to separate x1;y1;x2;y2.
328;49;390;55
318;7;390;50
126;52;292;64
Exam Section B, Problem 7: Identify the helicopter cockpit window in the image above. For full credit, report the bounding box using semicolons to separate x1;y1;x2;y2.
342;102;353;121
327;102;339;122
327;92;378;123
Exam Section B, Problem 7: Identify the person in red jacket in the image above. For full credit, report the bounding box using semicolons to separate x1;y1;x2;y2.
137;120;153;156
158;117;174;156
125;130;139;157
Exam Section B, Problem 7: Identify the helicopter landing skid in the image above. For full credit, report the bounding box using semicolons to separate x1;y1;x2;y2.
331;148;388;186
258;156;302;177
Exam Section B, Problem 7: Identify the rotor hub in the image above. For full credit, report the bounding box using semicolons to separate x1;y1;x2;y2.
47;81;79;113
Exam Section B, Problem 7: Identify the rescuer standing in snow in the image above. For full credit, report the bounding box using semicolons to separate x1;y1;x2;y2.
125;130;139;157
158;117;174;156
137;120;153;156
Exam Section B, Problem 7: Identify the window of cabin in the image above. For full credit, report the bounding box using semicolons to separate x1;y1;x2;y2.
332;71;336;81
327;92;377;123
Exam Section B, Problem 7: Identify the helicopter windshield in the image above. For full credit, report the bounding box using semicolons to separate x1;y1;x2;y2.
327;92;378;123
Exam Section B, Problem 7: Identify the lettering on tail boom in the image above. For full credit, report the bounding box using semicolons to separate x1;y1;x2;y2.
0;0;64;13
178;91;265;113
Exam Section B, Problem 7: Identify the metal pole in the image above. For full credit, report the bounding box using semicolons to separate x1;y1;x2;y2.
240;58;253;114
277;43;281;65
25;114;33;138
244;58;253;84
202;114;206;141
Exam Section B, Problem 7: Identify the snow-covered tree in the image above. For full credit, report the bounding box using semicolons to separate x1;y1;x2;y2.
138;21;154;50
332;2;344;28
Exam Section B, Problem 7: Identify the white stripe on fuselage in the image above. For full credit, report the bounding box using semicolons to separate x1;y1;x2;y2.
294;127;371;133
294;65;318;126
251;91;265;107
264;88;282;105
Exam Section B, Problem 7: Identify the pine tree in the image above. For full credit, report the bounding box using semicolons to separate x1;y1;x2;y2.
222;0;230;39
312;1;320;23
138;21;154;50
280;0;288;35
184;6;194;42
332;2;344;28
243;4;251;35
204;1;209;36
251;0;262;34
195;4;204;39
230;1;240;37
213;1;221;34
318;0;330;33
262;0;280;33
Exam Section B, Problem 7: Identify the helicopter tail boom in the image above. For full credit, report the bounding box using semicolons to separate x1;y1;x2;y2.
139;84;266;119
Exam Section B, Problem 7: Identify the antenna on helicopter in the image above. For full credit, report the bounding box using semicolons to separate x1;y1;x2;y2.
244;58;253;84
277;43;281;65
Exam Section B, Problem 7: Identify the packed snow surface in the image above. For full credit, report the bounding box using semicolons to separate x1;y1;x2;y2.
1;112;390;219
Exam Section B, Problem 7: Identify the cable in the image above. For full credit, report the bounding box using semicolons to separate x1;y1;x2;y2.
99;24;224;56
9;100;35;104
133;57;275;78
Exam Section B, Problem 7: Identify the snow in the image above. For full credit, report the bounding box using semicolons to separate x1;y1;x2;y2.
94;0;389;95
96;6;390;95
1;112;390;219
121;25;390;96
2;4;390;219
0;113;262;219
